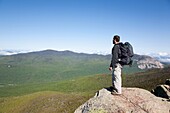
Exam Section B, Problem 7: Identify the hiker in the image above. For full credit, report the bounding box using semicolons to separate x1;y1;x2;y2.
109;35;122;95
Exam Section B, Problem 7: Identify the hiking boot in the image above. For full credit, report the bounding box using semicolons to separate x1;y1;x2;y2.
111;90;121;95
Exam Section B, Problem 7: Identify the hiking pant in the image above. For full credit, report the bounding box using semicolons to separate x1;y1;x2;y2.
112;63;122;94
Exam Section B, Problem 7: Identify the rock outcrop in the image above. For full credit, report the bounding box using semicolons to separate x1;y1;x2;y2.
133;54;164;69
152;79;170;99
75;88;170;113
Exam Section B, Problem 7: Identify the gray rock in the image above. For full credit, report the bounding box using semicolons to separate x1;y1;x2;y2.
152;85;170;99
75;88;170;113
133;54;164;69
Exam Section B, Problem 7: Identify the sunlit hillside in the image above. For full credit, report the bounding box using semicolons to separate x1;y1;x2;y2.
0;67;170;113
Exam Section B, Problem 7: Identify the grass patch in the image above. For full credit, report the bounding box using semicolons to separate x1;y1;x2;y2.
0;74;112;113
0;91;88;113
0;74;112;97
123;67;170;91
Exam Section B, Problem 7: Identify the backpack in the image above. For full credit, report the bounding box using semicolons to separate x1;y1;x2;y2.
119;42;134;66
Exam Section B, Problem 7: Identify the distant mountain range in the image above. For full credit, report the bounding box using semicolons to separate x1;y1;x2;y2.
0;49;166;85
1;49;169;64
1;49;170;62
0;49;166;69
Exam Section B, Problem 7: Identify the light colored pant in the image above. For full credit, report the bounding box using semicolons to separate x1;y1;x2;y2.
112;63;122;94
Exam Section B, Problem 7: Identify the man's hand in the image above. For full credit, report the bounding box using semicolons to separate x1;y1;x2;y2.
109;67;113;71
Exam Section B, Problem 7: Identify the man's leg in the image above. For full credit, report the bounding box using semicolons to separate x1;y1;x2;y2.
112;64;122;94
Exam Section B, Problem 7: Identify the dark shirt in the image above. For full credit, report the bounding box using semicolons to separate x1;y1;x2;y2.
110;43;121;68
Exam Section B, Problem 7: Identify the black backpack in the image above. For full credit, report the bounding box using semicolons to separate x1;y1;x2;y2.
119;42;134;66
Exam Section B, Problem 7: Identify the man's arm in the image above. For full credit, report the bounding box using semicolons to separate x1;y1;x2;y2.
109;45;119;71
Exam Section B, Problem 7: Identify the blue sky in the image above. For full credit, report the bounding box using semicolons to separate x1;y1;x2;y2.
0;0;170;54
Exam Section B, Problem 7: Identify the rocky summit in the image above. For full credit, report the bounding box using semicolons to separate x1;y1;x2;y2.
152;79;170;99
133;54;164;69
75;88;170;113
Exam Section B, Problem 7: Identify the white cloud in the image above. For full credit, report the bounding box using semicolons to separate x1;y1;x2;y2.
158;52;169;56
0;50;33;56
147;52;170;63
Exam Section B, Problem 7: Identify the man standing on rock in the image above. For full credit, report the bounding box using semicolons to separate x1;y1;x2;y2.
109;35;122;95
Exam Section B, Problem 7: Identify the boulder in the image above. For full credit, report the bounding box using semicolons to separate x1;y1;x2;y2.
75;88;170;113
152;85;170;99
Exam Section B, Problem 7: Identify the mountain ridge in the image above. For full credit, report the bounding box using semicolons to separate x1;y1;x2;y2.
0;49;110;84
1;49;170;62
0;49;164;69
0;49;164;84
13;49;165;69
1;49;169;64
